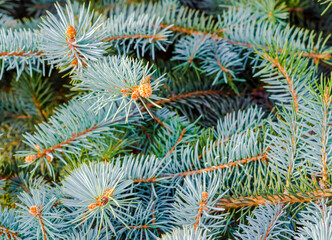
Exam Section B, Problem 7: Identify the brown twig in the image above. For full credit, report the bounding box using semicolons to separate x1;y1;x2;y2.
134;152;268;183
0;51;43;57
169;152;268;178
168;128;186;155
104;34;165;42
216;190;332;209
261;207;284;240
159;24;332;62
29;206;47;240
147;90;231;108
0;225;21;240
321;87;331;182
263;53;299;112
194;192;208;230
25;125;98;162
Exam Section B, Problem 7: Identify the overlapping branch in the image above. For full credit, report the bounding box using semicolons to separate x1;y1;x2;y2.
261;207;284;240
169;153;268;178
147;90;232;108
24;125;98;163
0;225;21;240
263;53;299;112
217;190;332;209
168;129;186;155
159;23;331;62
134;151;268;184
0;51;43;57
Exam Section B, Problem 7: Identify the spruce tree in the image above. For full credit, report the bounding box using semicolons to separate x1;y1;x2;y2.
0;0;332;239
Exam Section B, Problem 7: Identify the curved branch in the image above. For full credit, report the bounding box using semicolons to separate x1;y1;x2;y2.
263;53;299;112
159;23;331;61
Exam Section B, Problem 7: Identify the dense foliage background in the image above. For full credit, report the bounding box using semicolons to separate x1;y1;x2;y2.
0;0;332;239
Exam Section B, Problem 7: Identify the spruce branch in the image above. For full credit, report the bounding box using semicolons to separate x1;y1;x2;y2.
111;154;165;184
198;106;266;158
149;109;200;158
202;38;245;85
147;90;233;108
115;200;172;239
27;0;66;17
105;13;173;59
150;3;253;37
234;203;293;240
0;28;47;79
1;0;332;239
173;9;330;64
40;1;106;73
8;172;48;199
74;56;165;121
255;43;315;111
266;109;305;184
172;34;210;70
0;207;21;240
172;173;227;236
168;152;268;179
64;224;107;240
216;190;332;209
215;106;265;139
61;162;136;235
158;226;209;240
263;54;299;111
171;35;245;86
132;111;267;183
16;188;66;239
0;91;38;120
225;20;332;62
168;127;266;178
0;0;329;82
120;150;268;184
1;72;58;121
168;129;186;155
19;97;140;176
296;199;332;240
13;73;56;120
157;3;222;35
224;0;289;25
300;77;332;182
154;4;332;62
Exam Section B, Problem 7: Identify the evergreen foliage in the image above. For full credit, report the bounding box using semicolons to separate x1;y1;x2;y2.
0;0;332;239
